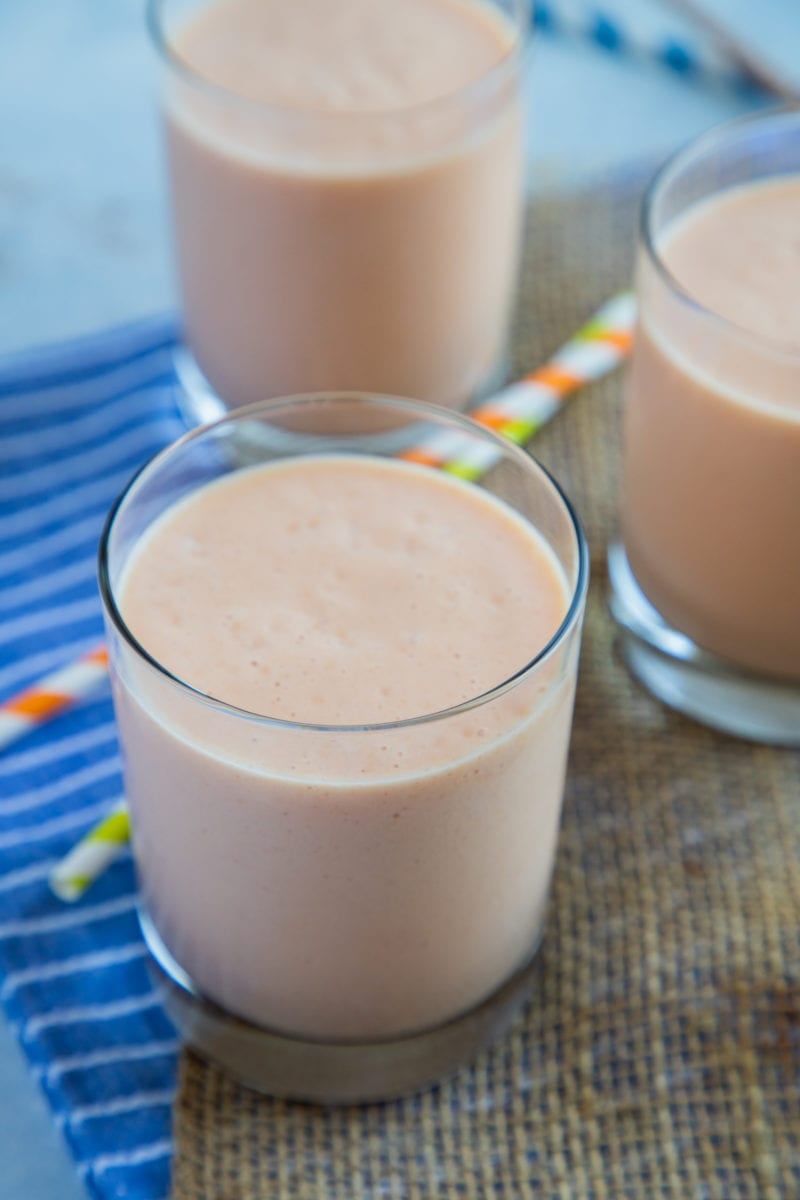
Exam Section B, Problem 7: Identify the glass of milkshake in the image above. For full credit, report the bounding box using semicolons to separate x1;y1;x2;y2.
99;393;587;1101
610;108;800;745
149;0;529;423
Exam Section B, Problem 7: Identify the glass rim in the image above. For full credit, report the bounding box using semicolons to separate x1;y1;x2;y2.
147;0;531;127
98;392;588;736
641;104;800;361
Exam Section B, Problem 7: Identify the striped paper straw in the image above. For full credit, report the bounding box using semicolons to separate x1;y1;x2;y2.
47;289;637;900
49;801;131;902
402;290;636;479
0;645;109;752
658;0;800;101
533;1;762;95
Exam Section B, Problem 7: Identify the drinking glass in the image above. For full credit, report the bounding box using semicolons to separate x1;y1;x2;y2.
100;392;588;1101
610;109;800;745
149;0;530;423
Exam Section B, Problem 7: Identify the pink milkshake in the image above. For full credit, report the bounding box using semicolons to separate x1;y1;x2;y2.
152;0;526;411
622;176;800;680
100;395;586;1096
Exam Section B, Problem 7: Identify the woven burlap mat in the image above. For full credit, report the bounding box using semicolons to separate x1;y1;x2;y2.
171;177;800;1199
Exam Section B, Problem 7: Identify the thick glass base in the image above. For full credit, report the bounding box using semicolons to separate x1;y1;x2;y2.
608;541;800;747
171;345;512;429
141;909;544;1104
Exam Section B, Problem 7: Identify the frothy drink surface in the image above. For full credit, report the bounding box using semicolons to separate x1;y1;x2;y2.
661;178;800;352
623;177;800;678
176;0;512;112
121;457;567;725
165;0;523;408
115;456;577;1039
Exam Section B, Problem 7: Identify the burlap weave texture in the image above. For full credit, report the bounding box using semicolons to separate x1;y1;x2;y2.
171;177;800;1200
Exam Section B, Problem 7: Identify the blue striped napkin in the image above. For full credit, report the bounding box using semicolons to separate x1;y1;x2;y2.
0;318;188;1200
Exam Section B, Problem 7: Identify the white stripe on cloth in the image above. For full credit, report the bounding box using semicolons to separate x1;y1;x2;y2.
83;1137;173;1177
43;1038;180;1084
0;720;117;779
0;597;102;649
0;894;135;940
0;369;177;459
0;860;55;896
0;513;106;575
0;757;120;818
0;420;173;504
0;558;97;613
0;315;175;387
0;346;175;423
68;1087;176;1125
0;636;102;695
0;796;124;852
1;942;148;1000
0;477;120;545
24;991;159;1039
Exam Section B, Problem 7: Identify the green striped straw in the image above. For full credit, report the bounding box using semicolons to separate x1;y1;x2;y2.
49;801;132;902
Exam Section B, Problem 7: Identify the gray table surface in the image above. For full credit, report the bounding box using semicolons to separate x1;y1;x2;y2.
0;1;793;1196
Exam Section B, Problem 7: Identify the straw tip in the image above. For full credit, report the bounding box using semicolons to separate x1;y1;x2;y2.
49;874;90;903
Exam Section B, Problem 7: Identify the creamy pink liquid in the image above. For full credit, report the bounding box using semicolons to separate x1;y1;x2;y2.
163;0;523;409
114;456;579;1040
622;177;800;679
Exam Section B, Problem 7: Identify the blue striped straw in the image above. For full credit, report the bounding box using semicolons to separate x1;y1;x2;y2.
533;2;765;96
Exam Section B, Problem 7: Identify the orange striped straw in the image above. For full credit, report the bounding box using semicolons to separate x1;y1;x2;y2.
401;290;637;479
0;646;110;752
